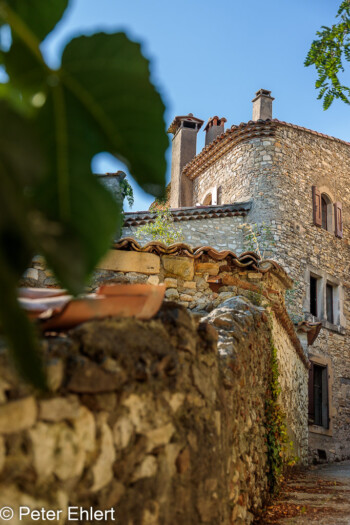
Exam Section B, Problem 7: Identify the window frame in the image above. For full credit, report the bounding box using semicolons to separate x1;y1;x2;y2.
304;267;346;332
308;354;333;437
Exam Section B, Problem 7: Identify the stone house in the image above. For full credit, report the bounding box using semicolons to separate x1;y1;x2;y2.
124;89;350;463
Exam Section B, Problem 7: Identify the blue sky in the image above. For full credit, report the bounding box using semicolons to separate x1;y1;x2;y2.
43;0;350;212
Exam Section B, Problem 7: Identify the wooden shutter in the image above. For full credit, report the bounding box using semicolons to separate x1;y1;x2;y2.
312;186;322;227
334;202;343;238
308;362;315;423
324;365;330;429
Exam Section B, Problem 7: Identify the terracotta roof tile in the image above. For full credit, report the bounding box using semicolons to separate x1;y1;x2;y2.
123;202;251;227
114;237;292;288
296;320;322;346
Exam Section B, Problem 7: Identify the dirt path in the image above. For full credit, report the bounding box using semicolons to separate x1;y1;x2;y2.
255;461;350;525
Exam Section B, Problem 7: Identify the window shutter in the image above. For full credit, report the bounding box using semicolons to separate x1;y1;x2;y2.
334;202;343;238
324;365;330;429
308;363;314;423
312;186;322;227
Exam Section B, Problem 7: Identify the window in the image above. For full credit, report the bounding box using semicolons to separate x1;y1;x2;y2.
309;363;329;429
310;276;318;316
305;268;344;330
326;284;334;324
203;193;212;206
321;196;328;230
312;186;343;238
201;187;217;206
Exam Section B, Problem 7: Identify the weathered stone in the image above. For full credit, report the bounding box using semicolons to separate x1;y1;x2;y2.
164;277;178;289
74;406;96;453
145;423;175;452
0;397;37;434
182;281;196;290
39;396;81;422
147;275;160;285
195;262;220;276
97;249;160;274
142;501;159;525
179;294;193;302
67;358;124;393
113;416;134;449
176;447;190;474
165;288;179;300
46;359;64;392
168;393;185;412
178;301;189;308
23;268;38;280
91;414;116;492
162;256;194;281
132;455;157;481
29;422;86;481
123;394;168;433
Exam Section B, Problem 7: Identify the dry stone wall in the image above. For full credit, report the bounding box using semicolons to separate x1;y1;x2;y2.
122;215;245;252
1;300;279;525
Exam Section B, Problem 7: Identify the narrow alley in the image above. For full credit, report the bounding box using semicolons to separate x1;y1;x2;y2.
256;461;350;525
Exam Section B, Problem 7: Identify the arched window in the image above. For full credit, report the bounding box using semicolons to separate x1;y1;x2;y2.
321;193;333;233
203;193;212;206
312;186;343;238
200;186;217;206
321;195;328;230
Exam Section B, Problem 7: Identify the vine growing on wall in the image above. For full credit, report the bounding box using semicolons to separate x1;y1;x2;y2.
119;178;134;209
265;323;298;493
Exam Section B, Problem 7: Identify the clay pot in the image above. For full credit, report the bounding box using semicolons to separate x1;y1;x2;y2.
38;283;165;332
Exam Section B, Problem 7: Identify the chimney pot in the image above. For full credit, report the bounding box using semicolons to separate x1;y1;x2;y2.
252;89;274;120
204;116;227;146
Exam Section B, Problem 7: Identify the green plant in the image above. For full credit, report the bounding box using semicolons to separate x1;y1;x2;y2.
246;284;264;306
305;0;350;109
120;178;134;209
241;222;276;259
264;322;298;493
0;0;167;387
136;208;184;245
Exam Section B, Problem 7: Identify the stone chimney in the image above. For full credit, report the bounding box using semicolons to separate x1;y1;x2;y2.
204;116;227;146
252;89;274;120
167;114;204;208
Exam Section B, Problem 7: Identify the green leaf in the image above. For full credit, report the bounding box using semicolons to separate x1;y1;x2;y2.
0;5;168;386
0;101;46;388
60;33;168;197
1;0;69;42
0;250;46;389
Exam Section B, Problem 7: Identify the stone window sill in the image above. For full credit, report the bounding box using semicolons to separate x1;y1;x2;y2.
308;423;333;437
321;319;346;334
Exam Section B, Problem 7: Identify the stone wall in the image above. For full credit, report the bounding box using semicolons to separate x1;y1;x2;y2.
188;122;350;461
270;311;309;463
1;299;281;525
122;214;245;252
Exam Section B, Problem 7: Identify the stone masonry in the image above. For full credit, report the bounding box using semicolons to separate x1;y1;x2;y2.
0;295;301;525
183;113;350;462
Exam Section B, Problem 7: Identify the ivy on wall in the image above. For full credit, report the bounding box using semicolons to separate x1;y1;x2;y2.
265;325;298;493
